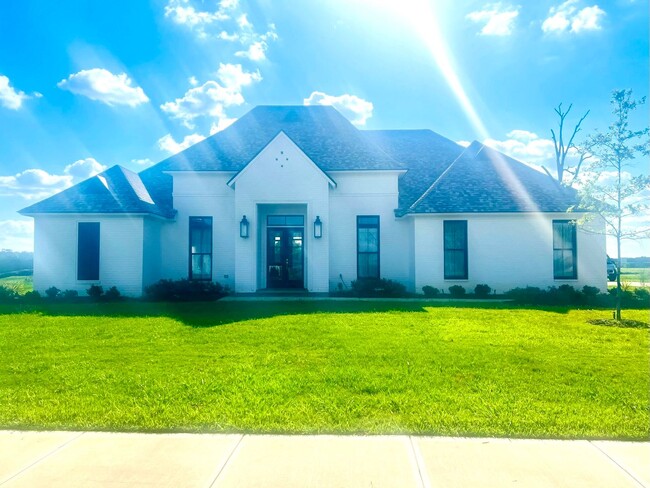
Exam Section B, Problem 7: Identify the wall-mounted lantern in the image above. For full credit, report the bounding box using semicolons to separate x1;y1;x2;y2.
314;216;323;238
240;215;249;238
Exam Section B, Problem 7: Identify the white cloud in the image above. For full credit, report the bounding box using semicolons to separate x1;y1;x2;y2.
303;91;374;126
0;169;73;200
57;68;149;107
161;63;260;129
164;1;277;61
130;158;155;168
0;75;32;110
235;41;268;61
466;3;520;36
542;1;605;33
0;219;34;252
164;0;231;37
483;130;559;173
0;158;107;201
457;140;472;148
188;76;199;86
216;63;262;90
210;117;236;134
63;158;107;181
157;133;206;154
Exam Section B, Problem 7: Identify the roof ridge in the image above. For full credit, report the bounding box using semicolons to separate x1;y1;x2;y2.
406;142;479;212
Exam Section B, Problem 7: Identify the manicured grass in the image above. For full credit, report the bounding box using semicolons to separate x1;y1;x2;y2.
0;301;648;439
0;276;33;294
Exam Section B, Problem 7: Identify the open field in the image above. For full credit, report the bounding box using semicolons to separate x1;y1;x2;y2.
0;275;33;294
620;267;649;284
0;301;648;439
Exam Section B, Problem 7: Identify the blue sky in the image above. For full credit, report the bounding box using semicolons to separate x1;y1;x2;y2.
0;0;648;255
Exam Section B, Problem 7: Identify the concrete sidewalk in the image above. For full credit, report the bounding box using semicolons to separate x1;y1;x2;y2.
1;431;648;487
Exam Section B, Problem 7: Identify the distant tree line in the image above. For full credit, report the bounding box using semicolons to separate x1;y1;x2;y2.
0;250;33;277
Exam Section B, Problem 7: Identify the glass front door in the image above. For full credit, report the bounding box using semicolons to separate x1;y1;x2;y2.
267;227;304;288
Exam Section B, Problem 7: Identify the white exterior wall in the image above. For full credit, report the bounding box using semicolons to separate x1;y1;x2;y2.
142;218;162;288
33;215;145;296
232;132;331;292
161;172;236;291
413;213;607;294
328;171;413;291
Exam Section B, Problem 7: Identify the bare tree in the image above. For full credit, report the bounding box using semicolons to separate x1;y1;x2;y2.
579;89;650;320
550;103;591;186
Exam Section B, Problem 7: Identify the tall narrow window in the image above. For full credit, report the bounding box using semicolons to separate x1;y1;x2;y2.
78;222;100;280
357;216;380;279
444;220;468;279
189;217;213;280
553;220;577;279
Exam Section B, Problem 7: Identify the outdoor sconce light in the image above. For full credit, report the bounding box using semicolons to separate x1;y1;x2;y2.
314;216;323;238
240;215;249;238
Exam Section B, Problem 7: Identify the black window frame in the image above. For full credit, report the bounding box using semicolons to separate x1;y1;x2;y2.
357;215;380;280
443;220;468;280
189;216;213;281
553;219;578;279
77;222;100;281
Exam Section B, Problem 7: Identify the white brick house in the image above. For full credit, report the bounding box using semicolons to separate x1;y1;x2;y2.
20;106;606;296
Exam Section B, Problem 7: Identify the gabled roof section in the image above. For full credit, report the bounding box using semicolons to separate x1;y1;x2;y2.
19;165;172;217
363;129;465;210
227;131;337;188
403;141;577;214
152;105;402;173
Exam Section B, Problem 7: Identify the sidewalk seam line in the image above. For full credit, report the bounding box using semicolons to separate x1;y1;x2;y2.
0;431;86;486
208;434;244;488
409;436;430;488
589;441;646;488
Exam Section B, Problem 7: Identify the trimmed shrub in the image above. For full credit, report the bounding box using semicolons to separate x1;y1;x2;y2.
634;287;649;302
350;278;407;298
145;279;226;302
0;285;18;302
62;289;79;299
474;284;492;298
448;285;466;298
104;286;121;301
23;290;41;301
582;285;600;298
87;284;104;299
422;285;439;297
45;286;60;299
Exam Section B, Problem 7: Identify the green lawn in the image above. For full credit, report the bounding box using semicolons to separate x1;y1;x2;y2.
0;301;648;439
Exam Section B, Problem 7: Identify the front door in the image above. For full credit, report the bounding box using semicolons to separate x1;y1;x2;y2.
267;228;304;288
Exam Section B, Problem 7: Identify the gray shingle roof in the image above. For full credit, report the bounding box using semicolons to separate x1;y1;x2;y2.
20;165;171;217
152;105;402;172
402;141;577;215
362;129;465;210
20;106;576;217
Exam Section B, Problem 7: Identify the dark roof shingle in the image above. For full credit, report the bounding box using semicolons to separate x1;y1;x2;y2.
20;165;171;217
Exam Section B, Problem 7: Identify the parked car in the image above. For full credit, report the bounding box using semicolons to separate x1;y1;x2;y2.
607;256;618;281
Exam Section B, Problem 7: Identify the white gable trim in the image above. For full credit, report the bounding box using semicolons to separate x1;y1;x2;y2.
227;131;337;188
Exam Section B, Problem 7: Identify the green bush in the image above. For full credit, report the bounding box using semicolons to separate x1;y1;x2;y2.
0;285;18;302
448;285;466;298
87;285;103;299
145;279;226;302
62;289;79;299
422;285;439;297
45;286;60;299
633;287;649;302
582;285;600;297
474;284;492;298
104;286;121;301
350;278;407;298
23;290;41;301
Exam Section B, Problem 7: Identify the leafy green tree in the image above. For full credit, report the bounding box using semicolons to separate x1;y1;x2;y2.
579;89;650;320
